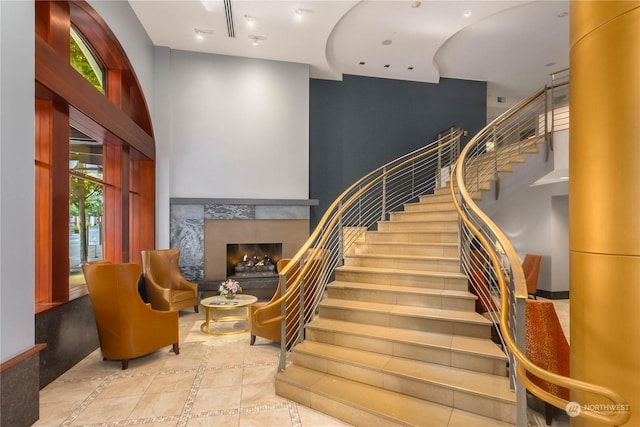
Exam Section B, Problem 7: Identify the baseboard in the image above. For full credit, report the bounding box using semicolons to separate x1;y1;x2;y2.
0;344;46;427
536;290;569;300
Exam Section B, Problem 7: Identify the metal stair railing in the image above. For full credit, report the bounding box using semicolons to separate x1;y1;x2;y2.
252;126;463;371
451;72;630;426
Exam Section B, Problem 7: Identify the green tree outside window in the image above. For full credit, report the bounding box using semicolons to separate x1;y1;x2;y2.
70;28;104;94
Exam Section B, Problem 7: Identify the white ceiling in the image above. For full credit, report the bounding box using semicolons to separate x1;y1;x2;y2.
129;0;569;119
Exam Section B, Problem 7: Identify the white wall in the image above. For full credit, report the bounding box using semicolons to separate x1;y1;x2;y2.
167;50;310;200
153;47;172;248
0;0;35;362
490;181;569;293
551;195;569;292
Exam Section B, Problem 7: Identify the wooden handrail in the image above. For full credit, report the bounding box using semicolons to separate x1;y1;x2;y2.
450;84;630;425
253;128;464;328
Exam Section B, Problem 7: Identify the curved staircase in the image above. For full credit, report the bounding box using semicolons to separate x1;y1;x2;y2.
275;183;517;426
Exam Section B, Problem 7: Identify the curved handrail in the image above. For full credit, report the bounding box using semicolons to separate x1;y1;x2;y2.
451;80;630;425
253;127;463;356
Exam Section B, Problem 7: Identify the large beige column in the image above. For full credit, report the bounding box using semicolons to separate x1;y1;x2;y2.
569;1;640;426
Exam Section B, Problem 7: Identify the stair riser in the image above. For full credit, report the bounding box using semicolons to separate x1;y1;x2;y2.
377;221;458;232
335;269;468;291
384;375;516;423
318;306;491;339
404;202;456;212
352;243;459;257
290;353;514;423
418;194;453;204
305;327;507;376
433;183;491;196
275;380;406;427
326;287;475;311
343;256;460;273
389;211;458;222
364;231;458;244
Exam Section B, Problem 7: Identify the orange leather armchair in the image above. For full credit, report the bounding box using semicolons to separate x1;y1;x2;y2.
523;253;542;299
250;250;327;346
525;299;570;425
82;262;180;369
141;249;199;313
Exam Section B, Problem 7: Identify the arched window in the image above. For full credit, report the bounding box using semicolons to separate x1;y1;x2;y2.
35;1;155;310
70;26;105;94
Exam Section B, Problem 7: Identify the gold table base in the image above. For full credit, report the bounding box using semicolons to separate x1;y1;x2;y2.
199;294;258;336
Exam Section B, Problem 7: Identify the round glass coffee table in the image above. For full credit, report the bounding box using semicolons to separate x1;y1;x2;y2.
200;294;258;335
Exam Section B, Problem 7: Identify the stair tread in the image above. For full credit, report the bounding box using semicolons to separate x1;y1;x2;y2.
363;231;459;242
277;365;454;425
328;281;475;300
392;210;457;216
307;317;507;360
354;241;459;248
319;298;492;325
344;253;460;262
336;265;467;279
294;341;514;402
278;366;516;426
380;219;458;225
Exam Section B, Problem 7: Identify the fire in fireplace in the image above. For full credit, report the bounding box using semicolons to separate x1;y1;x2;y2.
226;243;282;278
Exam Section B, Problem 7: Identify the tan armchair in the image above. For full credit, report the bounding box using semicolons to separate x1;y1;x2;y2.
141;249;199;313
523;253;542;299
250;250;328;346
82;262;180;369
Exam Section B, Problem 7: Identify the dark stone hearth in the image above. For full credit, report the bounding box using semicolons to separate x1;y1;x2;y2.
199;274;279;301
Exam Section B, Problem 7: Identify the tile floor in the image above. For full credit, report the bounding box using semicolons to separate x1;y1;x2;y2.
35;300;571;427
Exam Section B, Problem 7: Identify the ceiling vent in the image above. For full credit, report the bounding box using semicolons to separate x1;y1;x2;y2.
224;0;235;38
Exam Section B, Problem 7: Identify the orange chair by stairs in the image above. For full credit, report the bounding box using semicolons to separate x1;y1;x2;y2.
250;250;327;346
525;299;570;426
523;253;542;299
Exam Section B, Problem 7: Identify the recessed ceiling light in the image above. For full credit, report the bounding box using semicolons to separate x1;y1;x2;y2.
295;8;314;20
559;176;569;180
382;39;392;46
546;62;557;67
248;35;266;46
557;11;568;18
463;10;472;17
384;64;390;68
359;61;365;65
194;28;213;39
408;67;414;70
244;14;256;27
411;1;421;8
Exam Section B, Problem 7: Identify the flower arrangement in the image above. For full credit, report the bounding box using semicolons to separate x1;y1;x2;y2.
219;279;242;299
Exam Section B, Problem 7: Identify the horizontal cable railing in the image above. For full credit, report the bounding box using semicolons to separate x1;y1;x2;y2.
253;126;463;371
452;73;630;426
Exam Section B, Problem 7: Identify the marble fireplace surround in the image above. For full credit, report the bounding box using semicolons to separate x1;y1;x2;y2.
169;198;317;283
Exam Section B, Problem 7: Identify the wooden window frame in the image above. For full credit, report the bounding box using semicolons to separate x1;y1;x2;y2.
35;0;155;312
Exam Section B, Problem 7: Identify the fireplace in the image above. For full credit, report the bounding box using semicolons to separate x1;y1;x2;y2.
226;243;282;278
